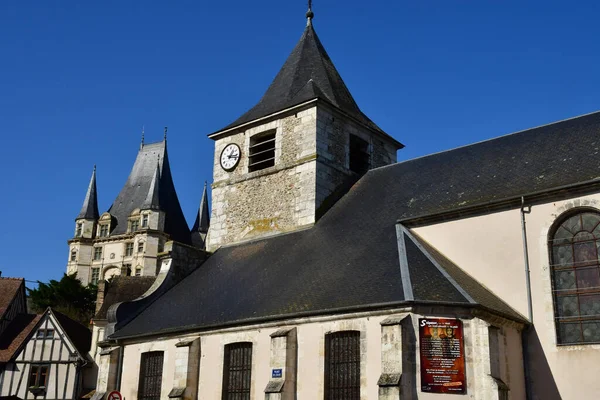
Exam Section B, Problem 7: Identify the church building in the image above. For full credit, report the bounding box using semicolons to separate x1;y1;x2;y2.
91;5;600;400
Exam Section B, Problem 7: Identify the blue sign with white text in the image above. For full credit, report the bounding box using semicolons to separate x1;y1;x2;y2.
272;368;282;378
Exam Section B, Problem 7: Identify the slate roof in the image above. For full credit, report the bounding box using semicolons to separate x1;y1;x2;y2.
112;111;600;339
0;314;41;363
217;21;401;147
77;166;99;220
0;278;24;324
52;309;92;357
95;276;156;320
107;141;191;244
191;182;210;234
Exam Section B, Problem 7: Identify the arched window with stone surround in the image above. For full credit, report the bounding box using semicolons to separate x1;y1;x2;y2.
550;210;600;344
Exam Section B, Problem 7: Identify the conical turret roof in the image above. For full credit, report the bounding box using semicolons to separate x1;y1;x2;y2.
192;182;210;234
77;166;99;220
216;18;400;146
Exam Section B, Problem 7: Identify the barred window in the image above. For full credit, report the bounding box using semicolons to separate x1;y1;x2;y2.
138;351;164;400
349;135;370;175
550;210;600;344
91;268;100;285
94;247;102;261
249;131;276;172
125;243;134;257
324;331;361;400
222;342;252;400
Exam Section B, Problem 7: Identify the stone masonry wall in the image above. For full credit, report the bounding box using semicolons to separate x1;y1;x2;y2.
207;107;319;250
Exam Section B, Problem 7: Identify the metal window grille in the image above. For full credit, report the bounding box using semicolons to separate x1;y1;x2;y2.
94;247;102;261
550;211;600;344
349;135;370;175
222;342;252;400
138;351;164;400
324;331;361;400
248;131;276;172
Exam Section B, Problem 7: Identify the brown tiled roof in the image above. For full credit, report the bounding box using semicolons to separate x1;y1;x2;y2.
94;276;156;320
0;278;24;322
0;313;41;363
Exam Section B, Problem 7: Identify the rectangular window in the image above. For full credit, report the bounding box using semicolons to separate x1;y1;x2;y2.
222;342;252;400
91;268;100;285
349;134;370;175
70;250;77;262
36;329;54;339
125;243;134;257
135;267;142;277
324;331;360;400
99;224;109;237
138;242;144;253
138;351;164;400
248;131;276;172
28;364;49;388
94;247;102;261
130;220;140;232
75;223;83;237
142;214;149;228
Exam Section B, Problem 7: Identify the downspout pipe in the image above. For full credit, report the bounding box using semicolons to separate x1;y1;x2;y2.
116;341;124;391
520;196;533;400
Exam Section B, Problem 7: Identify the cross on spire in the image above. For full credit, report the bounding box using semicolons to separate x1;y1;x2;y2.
164;126;168;141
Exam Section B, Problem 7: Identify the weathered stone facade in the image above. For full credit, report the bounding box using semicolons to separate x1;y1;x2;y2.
207;103;398;250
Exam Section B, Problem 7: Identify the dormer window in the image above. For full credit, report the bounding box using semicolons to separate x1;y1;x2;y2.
75;223;83;237
349;134;370;175
99;224;109;238
130;220;140;232
249;130;276;172
142;214;149;228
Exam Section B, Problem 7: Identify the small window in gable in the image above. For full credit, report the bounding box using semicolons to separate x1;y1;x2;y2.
36;329;54;339
249;130;276;172
349;134;370;175
550;210;600;344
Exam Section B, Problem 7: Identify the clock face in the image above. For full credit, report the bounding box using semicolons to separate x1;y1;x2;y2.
220;143;241;171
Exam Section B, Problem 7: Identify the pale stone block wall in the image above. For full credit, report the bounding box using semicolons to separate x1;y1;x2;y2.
117;309;519;399
414;192;600;398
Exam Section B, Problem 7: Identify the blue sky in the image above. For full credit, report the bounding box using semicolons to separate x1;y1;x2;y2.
1;1;599;284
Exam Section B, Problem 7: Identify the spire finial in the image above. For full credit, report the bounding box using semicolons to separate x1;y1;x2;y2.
306;0;314;25
93;164;96;173
164;126;168;141
141;125;145;149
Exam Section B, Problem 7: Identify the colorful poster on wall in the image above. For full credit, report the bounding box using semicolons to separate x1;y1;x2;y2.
419;318;466;394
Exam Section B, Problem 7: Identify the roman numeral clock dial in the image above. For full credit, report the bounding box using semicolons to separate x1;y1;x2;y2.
220;143;241;171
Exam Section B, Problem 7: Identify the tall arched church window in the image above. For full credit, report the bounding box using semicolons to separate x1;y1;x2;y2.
550;210;600;344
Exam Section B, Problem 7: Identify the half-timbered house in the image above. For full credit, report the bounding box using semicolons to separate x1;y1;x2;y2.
0;308;92;400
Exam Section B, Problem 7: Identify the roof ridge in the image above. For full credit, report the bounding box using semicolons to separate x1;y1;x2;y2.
369;109;600;175
0;277;24;281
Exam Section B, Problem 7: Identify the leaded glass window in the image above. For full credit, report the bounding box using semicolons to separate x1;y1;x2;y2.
550;211;600;344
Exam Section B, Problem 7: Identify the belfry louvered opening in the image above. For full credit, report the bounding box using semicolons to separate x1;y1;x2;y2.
349;134;370;174
249;130;276;172
222;342;253;400
324;331;361;400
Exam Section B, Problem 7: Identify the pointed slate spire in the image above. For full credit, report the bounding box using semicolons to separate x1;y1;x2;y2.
141;158;161;210
192;182;210;234
77;165;99;220
214;8;402;150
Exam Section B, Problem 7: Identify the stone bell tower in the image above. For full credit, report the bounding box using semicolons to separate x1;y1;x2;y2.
206;6;403;251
